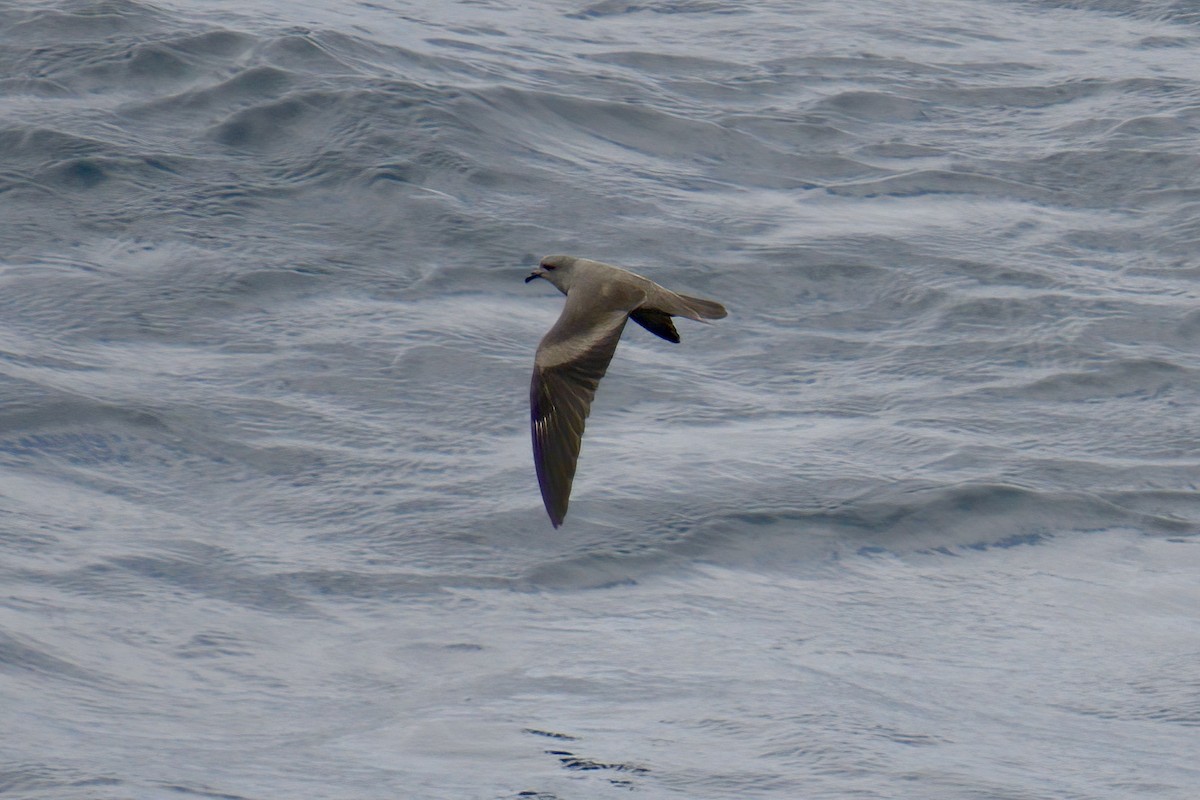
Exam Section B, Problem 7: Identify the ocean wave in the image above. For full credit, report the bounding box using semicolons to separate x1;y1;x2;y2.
2;1;1199;795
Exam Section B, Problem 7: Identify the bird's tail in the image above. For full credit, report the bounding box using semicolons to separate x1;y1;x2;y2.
675;292;728;320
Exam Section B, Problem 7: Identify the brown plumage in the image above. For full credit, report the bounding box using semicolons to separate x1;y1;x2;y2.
525;255;727;527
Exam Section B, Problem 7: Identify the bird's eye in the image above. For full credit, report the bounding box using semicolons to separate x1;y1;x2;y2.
544;264;556;270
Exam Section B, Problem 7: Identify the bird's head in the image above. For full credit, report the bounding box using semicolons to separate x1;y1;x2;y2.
524;254;577;293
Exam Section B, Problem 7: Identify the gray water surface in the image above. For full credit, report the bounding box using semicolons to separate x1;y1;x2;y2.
1;1;1198;797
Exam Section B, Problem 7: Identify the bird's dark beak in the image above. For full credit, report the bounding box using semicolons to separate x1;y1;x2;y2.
524;270;543;284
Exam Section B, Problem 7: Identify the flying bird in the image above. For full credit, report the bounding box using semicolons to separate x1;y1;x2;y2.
525;255;727;527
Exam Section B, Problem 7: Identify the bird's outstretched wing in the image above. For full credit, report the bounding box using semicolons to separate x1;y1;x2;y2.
629;308;680;343
530;313;629;527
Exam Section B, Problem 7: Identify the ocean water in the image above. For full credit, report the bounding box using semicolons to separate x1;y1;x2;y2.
2;0;1199;797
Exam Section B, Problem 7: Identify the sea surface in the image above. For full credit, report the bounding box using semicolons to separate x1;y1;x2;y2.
2;1;1199;798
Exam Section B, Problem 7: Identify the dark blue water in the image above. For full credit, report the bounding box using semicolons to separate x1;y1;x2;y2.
2;1;1198;797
